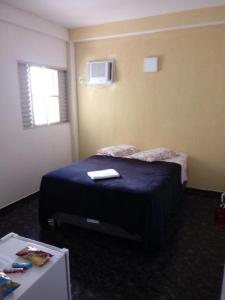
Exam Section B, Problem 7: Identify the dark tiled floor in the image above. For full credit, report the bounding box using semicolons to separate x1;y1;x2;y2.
0;189;225;300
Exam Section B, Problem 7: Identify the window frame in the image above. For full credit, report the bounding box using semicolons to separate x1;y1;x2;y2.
18;61;69;129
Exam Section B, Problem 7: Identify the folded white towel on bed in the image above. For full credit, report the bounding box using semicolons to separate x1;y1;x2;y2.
87;169;120;180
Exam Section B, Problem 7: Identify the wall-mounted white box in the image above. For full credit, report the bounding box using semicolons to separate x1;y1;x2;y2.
144;57;158;72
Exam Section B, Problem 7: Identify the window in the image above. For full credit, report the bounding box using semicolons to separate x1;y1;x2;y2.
18;62;68;128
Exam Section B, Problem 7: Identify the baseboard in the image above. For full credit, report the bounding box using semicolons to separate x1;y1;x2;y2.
0;192;39;215
185;187;221;198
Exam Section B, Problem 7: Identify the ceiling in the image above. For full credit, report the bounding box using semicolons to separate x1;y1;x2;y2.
1;0;225;29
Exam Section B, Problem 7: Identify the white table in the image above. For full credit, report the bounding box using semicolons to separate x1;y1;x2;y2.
221;264;225;300
0;233;71;300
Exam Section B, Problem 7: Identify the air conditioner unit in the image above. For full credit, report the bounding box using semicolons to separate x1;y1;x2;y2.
87;60;114;85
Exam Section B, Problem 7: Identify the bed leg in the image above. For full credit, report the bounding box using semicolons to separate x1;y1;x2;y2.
47;218;59;229
39;217;54;231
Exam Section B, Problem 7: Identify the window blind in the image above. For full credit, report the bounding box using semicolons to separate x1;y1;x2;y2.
18;63;34;128
58;70;68;123
18;62;69;128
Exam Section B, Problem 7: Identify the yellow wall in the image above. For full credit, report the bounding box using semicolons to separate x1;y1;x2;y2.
74;9;225;192
70;6;225;41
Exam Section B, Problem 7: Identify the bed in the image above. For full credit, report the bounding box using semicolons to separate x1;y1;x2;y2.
39;153;186;249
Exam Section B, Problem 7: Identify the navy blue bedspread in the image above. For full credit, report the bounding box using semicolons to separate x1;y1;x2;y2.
39;155;182;248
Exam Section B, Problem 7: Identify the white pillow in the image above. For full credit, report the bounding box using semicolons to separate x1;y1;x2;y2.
96;145;140;157
126;148;177;162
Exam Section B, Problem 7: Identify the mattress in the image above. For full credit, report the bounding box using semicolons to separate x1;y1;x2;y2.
163;152;188;184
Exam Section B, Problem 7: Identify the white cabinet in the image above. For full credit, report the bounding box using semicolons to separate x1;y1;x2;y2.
0;233;71;300
221;265;225;300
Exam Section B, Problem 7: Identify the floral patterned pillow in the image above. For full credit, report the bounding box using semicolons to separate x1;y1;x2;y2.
126;148;177;162
96;145;140;157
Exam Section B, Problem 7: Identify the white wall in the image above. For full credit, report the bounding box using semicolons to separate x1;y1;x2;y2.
0;5;72;209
